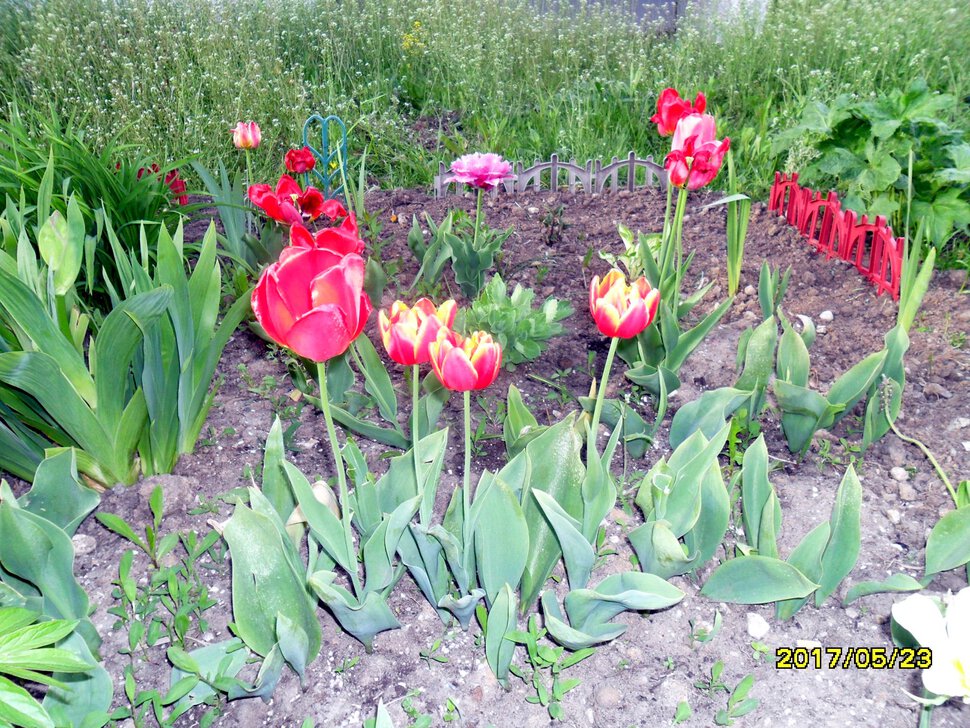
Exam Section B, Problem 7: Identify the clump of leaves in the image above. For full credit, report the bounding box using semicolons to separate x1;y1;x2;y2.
461;274;573;368
773;78;970;249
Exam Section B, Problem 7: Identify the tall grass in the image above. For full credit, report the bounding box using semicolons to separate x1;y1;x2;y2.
2;0;967;194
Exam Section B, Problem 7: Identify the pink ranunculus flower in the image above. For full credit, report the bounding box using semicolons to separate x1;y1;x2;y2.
445;153;515;190
664;113;730;191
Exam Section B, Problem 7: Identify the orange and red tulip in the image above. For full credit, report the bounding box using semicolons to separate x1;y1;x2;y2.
589;269;660;339
429;329;502;392
378;299;458;367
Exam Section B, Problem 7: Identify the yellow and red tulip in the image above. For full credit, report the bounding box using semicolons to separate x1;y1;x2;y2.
429;329;502;392
378;299;458;367
589;269;660;339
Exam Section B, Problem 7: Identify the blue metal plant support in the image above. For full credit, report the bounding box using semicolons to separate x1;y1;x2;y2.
301;114;349;203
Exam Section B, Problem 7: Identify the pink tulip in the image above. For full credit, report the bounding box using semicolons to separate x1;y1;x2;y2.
651;88;706;137
231;121;261;150
664;113;730;190
445;153;514;190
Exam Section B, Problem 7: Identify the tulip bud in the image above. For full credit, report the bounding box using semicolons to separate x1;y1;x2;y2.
231;121;261;150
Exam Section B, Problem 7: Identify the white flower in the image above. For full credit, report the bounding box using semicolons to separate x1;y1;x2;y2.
891;587;970;704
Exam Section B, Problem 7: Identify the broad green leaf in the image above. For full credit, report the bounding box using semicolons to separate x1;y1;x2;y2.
541;591;626;650
285;460;351;571
41;633;111;727
684;463;731;569
275;612;310;680
504;384;539;457
564;571;685;631
628;520;695;578
260;418;294;523
18;450;98;536
309;571;400;651
925;506;970;576
816;466;862;606
701;556;818;604
842;574;929;606
828;350;887;424
0;675;53;728
776;522;830;620
483;584;517;686
513;416;586;613
669;388;751;450
222;503;320;660
352;336;398;425
474;478;528;605
740;435;780;554
776;318;810;387
532;490;594;590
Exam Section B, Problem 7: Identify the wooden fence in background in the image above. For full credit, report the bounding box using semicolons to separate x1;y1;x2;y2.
434;152;667;198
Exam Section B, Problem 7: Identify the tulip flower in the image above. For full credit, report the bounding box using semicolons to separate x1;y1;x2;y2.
251;246;371;363
651;88;706;136
285;146;317;174
248;174;327;225
379;299;458;367
231;121;261;150
664;113;730;191
290;214;363;257
589;269;660;340
892;588;970;706
445;153;515;191
429;329;502;392
587;269;660;465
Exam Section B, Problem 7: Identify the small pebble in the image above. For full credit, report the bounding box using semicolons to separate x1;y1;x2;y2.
819;310;834;322
797;639;823;650
595;686;623;709
886;509;902;525
890;467;909;482
72;534;96;555
923;382;953;399
845;607;860;620
898;483;918;501
743;284;757;297
747;613;771;640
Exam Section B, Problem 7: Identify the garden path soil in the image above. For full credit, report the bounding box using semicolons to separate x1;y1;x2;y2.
70;187;969;728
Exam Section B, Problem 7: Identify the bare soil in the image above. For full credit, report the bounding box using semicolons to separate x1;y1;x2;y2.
70;186;970;728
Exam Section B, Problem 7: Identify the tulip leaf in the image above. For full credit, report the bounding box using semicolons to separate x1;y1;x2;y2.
842;574;930;606
309;570;400;651
683;462;731;568
327;403;409;449
437;589;486;631
398;525;450;623
667;298;733;371
285;461;351;572
483;584;517;686
352;335;398;425
740;435;781;554
222;502;321;660
815;466;862;606
563;571;685;632
504;384;539;458
260;418;294;524
512;416;585;613
541;591;626;651
361;494;421;595
578;396;651;458
17;450;99;536
702;556;818;604
776;316;811;387
532;490;595;590
416;371;451;441
776;522;830;620
925;505;970;576
669;387;751;452
827;349;888;425
628;520;695;578
474;478;528;606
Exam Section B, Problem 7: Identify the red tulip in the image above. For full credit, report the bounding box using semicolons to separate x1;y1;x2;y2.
429;329;502;391
651;88;706;137
248;175;328;225
290;217;364;256
285;146;317;174
664;113;730;190
231;121;261;150
589;269;660;339
251;246;372;362
378;299;458;366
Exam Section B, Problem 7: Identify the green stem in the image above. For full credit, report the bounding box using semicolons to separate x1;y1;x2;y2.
588;336;619;466
244;149;253;235
462;389;472;551
317;361;363;599
412;364;424;522
672;185;689;307
657;182;674;281
887;413;958;506
473;187;483;252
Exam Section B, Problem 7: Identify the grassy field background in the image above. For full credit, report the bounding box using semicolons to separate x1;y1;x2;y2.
0;0;967;198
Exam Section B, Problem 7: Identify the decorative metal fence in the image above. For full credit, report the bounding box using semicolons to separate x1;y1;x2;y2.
434;152;667;198
768;172;903;300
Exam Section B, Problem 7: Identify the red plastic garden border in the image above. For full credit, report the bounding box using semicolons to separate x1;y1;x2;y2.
768;172;903;300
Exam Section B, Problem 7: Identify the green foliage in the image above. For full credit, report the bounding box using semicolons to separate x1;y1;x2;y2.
774;79;970;249
462;275;573;367
408;209;513;299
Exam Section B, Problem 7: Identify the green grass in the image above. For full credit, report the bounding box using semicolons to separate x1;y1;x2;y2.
1;0;967;199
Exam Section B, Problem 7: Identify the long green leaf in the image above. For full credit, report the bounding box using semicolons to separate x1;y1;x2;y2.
815;466;862;606
701;556;818;604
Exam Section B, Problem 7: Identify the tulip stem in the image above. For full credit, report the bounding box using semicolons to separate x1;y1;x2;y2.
472;188;483;253
412;364;424;521
672;185;689;306
463;389;472;551
244;149;253;236
589;336;619;465
317;361;363;600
